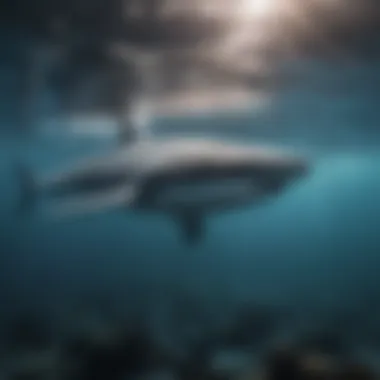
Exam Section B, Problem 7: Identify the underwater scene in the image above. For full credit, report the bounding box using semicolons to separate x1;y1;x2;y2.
1;0;380;379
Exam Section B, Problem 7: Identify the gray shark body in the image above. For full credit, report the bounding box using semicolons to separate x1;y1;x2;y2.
17;138;309;245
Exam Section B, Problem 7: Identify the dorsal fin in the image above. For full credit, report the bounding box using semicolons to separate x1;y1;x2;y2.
118;97;154;145
110;44;160;145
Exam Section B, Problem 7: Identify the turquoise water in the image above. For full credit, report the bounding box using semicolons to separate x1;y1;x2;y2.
1;60;380;375
1;128;380;330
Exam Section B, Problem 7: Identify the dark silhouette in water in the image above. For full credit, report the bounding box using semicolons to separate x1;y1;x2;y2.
14;138;309;246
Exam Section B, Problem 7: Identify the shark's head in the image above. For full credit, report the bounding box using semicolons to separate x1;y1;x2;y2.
266;157;310;192
286;158;310;181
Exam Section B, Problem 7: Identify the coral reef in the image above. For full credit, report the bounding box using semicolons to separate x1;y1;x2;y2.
0;300;378;380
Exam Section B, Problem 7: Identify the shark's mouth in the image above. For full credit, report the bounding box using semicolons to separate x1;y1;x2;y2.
153;178;263;209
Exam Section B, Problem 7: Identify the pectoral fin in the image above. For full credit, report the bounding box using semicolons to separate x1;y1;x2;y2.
176;213;205;246
49;185;136;220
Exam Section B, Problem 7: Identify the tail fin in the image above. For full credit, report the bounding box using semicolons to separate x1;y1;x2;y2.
14;161;36;214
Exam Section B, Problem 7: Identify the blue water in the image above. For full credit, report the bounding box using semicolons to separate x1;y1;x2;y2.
1;61;380;375
1;131;380;329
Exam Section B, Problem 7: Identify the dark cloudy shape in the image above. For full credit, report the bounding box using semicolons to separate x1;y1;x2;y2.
0;0;229;50
0;0;380;134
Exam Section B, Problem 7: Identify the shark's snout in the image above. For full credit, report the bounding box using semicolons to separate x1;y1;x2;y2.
292;160;310;179
280;159;311;191
270;158;310;191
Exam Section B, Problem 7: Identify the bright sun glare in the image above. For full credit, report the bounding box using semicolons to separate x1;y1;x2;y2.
243;0;278;19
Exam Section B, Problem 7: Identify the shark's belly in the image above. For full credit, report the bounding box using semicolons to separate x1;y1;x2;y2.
151;178;262;212
46;166;128;197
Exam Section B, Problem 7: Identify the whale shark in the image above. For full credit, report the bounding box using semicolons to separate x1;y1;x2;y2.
16;137;310;245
